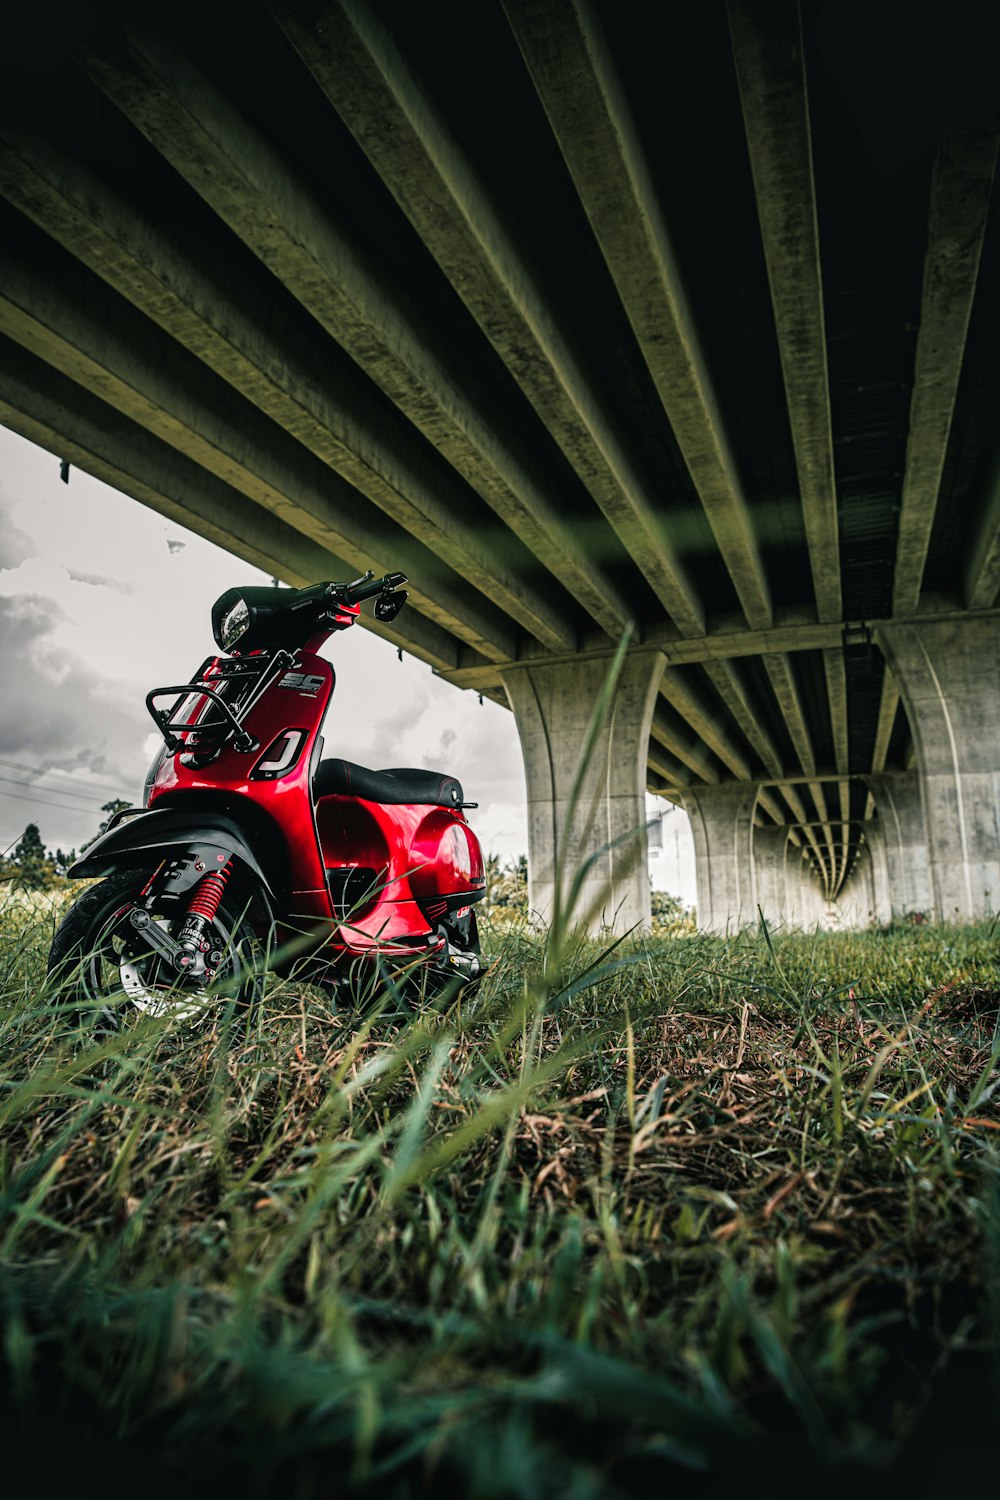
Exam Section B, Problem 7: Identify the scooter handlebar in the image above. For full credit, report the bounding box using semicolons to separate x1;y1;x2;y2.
335;571;408;606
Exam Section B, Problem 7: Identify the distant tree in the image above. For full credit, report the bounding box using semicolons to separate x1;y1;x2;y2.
485;853;530;924
78;799;132;857
98;800;131;836
484;851;502;891
650;889;696;937
10;822;57;891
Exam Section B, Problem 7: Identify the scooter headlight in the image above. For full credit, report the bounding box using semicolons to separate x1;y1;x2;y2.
217;597;250;650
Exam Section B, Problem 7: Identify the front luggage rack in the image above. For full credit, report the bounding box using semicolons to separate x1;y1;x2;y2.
146;651;291;753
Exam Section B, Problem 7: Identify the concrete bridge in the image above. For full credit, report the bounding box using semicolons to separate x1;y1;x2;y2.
1;1;998;931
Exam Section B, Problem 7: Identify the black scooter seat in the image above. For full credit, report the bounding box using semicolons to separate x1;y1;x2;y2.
314;759;464;807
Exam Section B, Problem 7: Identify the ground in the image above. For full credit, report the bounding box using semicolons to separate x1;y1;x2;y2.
0;885;998;1496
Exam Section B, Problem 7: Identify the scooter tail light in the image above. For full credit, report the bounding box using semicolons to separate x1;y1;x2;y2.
250;729;306;780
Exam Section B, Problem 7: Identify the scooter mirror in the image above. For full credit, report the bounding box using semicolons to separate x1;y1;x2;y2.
374;590;407;622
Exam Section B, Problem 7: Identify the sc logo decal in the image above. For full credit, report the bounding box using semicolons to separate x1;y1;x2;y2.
278;672;325;696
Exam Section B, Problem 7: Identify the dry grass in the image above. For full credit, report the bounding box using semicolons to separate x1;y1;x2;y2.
1;889;999;1495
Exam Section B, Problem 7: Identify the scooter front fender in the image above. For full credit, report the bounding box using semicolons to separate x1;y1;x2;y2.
68;805;277;901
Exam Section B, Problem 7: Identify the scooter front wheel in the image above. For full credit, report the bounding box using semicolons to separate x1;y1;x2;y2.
47;870;265;1035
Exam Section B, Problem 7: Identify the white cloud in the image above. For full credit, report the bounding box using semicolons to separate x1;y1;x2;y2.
0;594;135;761
0;501;35;570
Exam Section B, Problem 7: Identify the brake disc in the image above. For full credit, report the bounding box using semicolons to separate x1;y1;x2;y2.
119;916;212;1022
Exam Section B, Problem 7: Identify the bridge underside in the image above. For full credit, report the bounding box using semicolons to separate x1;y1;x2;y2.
1;2;998;929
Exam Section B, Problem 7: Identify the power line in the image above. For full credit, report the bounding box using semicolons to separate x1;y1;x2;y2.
0;774;114;811
0;755;130;800
0;782;117;816
0;769;130;808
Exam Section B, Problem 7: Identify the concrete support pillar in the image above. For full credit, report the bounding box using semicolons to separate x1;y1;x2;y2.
835;844;877;927
682;783;758;934
754;824;790;928
875;615;999;919
501;651;665;934
866;771;932;919
784;843;828;928
862;820;893;926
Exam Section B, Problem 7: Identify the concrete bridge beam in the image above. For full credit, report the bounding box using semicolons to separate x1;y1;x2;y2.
682;782;758;934
876;618;1000;920
76;22;612;654
501;651;665;935
274;0;700;636
761;652;834;891
0;136;580;659
729;0;841;625
0;205;525;662
892;125;999;618
505;0;772;634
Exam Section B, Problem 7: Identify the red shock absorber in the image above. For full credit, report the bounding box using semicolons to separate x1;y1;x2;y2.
186;861;232;924
174;860;234;969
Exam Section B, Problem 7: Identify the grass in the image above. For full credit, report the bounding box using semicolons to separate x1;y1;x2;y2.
0;882;998;1496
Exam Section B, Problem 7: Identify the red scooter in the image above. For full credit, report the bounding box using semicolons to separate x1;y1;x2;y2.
49;571;486;1026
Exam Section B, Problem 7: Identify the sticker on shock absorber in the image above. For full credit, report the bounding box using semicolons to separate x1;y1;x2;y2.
277;672;325;696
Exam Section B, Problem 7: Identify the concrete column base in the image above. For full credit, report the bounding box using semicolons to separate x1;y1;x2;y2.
862;820;893;926
753;824;789;928
501;650;665;934
866;771;932;920
682;783;758;934
876;618;999;921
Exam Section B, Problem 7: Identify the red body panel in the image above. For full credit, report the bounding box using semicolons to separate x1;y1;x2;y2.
147;642;485;964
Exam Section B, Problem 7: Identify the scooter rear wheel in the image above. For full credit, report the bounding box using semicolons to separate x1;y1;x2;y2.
48;870;265;1035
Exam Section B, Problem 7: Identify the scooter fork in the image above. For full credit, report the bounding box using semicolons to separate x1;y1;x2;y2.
128;855;234;979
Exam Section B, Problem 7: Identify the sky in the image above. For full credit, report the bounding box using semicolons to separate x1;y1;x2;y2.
0;423;696;900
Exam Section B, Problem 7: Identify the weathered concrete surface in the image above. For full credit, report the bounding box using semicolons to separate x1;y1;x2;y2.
760;652;834;890
683;782;758;933
753;823;789;928
891;125;999;617
75;22;590;653
274;0;674;637
0;206;520;660
501;651;665;933
831;849;872;928
506;0;771;635
876;618;1000;920
729;0;840;625
834;831;891;928
865;771;932;920
755;822;837;929
784;844;830;928
862;821;893;926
